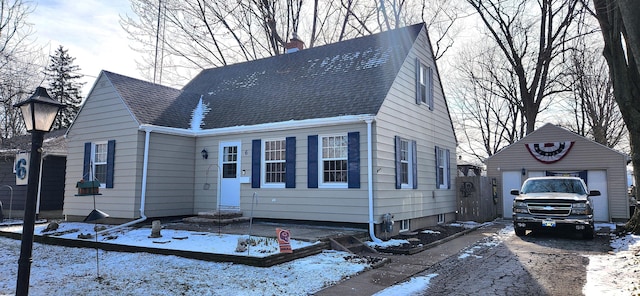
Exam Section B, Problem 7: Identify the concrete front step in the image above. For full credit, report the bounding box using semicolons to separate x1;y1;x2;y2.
182;211;249;225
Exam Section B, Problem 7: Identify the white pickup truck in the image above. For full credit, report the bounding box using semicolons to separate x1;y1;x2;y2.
511;176;601;239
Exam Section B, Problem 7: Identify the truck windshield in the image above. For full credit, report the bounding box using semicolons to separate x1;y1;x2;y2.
521;179;587;195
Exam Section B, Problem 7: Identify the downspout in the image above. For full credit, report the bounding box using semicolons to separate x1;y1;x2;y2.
99;129;150;234
366;118;382;243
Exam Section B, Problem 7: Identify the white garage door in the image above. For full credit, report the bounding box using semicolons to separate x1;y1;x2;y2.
587;170;609;222
502;171;522;219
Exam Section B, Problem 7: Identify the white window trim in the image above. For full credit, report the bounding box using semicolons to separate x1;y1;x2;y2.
400;138;414;189
261;139;286;188
418;62;434;110
92;141;107;188
399;219;410;232
318;134;348;189
437;213;445;224
437;147;449;189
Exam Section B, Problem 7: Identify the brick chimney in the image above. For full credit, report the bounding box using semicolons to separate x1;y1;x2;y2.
285;32;304;53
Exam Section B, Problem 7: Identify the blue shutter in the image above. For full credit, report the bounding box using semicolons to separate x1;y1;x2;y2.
83;142;91;180
285;137;296;188
106;140;116;188
347;132;360;188
428;67;434;110
308;135;318;188
252;139;261;188
395;136;402;189
415;58;421;104
412;140;418;189
435;146;441;189
446;149;451;189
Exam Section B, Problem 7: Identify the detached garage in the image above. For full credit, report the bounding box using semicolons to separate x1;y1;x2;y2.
486;123;630;222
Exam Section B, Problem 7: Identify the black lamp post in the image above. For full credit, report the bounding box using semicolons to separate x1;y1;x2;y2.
14;87;65;296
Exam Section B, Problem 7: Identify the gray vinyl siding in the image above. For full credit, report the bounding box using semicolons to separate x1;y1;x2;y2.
64;74;142;219
193;123;371;223
143;133;195;217
486;124;629;220
367;27;457;224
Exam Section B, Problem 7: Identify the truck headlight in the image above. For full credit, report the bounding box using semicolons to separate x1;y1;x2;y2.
571;203;589;215
514;201;527;208
513;201;528;213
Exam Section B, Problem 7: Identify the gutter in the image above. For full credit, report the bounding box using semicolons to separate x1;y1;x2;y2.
98;129;151;234
139;114;376;137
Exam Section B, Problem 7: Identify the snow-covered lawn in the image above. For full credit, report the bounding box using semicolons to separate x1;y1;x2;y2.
0;222;372;295
1;221;638;295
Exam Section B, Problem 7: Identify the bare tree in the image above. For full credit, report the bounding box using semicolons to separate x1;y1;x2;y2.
122;0;466;86
122;0;343;86
465;0;584;134
559;41;626;149
452;45;523;163
0;0;45;141
591;0;640;232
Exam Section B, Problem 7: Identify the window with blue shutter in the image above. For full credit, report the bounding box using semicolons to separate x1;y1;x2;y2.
83;140;115;188
309;133;360;189
435;146;450;189
395;136;417;189
255;138;295;189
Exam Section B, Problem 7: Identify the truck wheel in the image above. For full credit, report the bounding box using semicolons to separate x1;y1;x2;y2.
582;229;595;240
515;226;526;237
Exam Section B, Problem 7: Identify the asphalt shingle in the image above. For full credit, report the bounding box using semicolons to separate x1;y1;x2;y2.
106;23;424;130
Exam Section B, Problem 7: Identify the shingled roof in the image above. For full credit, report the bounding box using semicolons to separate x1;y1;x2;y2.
104;71;184;127
107;23;424;130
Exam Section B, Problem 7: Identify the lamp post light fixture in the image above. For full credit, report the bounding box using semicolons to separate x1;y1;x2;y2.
14;86;65;296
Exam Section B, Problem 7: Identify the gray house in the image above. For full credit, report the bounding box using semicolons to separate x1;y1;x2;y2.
486;123;630;222
63;23;458;238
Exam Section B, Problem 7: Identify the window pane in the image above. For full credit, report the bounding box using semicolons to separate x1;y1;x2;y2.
401;163;409;184
95;143;107;163
323;160;347;183
320;135;348;184
94;164;107;184
264;140;286;183
223;163;236;178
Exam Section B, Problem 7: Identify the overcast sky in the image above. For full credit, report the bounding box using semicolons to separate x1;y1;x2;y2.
31;0;142;95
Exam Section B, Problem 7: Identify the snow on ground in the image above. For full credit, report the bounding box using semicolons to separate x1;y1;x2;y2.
584;224;640;296
371;223;640;296
0;222;371;295
0;222;316;258
1;221;638;295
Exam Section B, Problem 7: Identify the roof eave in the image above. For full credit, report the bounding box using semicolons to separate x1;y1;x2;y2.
140;114;376;137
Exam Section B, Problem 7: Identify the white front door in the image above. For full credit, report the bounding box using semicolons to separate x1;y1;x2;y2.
219;141;241;210
502;171;522;219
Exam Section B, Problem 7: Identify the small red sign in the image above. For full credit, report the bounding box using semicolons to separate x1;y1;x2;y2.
276;228;292;253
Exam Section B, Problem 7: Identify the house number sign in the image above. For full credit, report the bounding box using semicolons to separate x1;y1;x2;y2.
15;153;29;185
